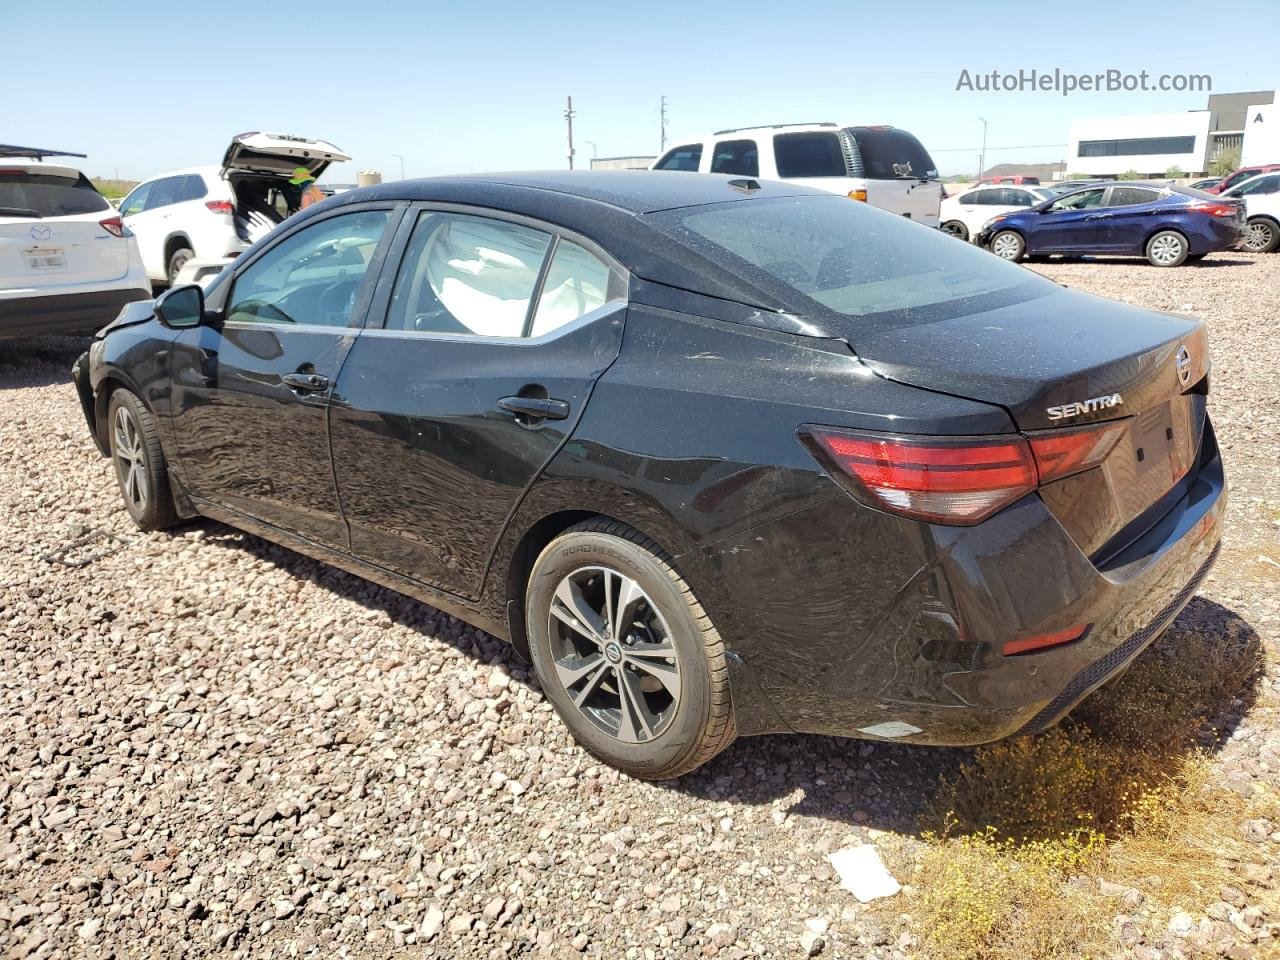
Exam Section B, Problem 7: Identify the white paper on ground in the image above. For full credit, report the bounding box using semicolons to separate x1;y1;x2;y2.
828;844;901;903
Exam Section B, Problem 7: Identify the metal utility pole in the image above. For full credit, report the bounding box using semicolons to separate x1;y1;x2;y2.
392;154;405;179
565;96;576;170
978;117;988;179
659;95;668;151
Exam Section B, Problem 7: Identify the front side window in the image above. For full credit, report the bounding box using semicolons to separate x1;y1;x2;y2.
773;133;846;178
119;182;152;217
1009;190;1039;207
709;139;759;177
1049;188;1105;212
386;213;551;336
654;145;702;172
0;170;109;218
227;209;390;327
1218;170;1256;191
145;176;186;211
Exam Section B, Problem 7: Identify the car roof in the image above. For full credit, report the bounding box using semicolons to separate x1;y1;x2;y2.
134;164;221;184
348;170;823;215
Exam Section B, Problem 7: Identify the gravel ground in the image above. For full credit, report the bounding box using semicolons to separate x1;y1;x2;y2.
1;251;1278;959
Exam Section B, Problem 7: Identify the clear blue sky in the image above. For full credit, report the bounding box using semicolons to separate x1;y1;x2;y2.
7;0;1278;182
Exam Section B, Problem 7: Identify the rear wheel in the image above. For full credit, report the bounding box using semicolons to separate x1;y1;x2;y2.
1145;230;1188;267
107;389;178;531
989;230;1024;261
166;245;194;285
941;220;968;241
1243;217;1280;253
525;519;734;779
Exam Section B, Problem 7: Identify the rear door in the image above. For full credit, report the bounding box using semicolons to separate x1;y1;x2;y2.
120;177;178;280
845;126;942;226
0;167;126;289
168;204;398;545
329;207;627;599
1098;185;1164;253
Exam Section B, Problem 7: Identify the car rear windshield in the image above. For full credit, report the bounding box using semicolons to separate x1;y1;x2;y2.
0;170;110;217
647;195;1053;329
846;127;938;181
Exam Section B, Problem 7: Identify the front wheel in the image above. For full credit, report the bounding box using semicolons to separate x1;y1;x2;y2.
1243;217;1280;254
107;389;178;531
166;246;195;285
1145;230;1189;267
525;519;735;779
941;220;969;242
989;230;1024;261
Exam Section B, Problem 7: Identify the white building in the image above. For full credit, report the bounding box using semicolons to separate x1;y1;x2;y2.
1066;89;1276;177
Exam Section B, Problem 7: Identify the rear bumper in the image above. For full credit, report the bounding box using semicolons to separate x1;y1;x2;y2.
0;286;151;339
702;422;1226;745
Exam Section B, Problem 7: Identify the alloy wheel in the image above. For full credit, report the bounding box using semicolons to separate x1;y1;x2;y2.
1149;234;1183;265
1244;221;1275;253
546;566;680;744
991;233;1020;259
113;405;149;512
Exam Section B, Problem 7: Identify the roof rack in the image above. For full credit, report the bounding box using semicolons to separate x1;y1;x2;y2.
711;122;837;136
0;144;88;161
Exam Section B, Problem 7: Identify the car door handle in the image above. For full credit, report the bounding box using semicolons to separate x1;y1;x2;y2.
497;396;570;421
283;372;330;392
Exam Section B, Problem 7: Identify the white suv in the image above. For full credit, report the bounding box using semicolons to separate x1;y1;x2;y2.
651;123;943;226
1;147;150;338
120;132;349;284
1223;172;1280;253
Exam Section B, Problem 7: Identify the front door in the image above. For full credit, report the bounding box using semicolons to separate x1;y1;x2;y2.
168;205;398;545
1032;187;1107;253
329;208;627;598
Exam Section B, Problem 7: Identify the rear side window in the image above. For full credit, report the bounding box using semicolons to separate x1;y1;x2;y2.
1106;187;1160;207
773;133;847;178
0;170;109;217
146;176;188;210
530;240;614;337
178;174;208;202
1236;174;1280;195
654;145;702;172
386;213;551;337
709;140;759;177
846;127;938;181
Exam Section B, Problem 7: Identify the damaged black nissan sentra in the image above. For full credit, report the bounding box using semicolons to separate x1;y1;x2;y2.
72;171;1224;779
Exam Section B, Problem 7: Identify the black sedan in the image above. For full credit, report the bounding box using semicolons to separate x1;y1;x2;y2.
73;171;1224;779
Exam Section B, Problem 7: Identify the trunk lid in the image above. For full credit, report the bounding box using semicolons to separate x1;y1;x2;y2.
220;132;350;180
855;287;1210;559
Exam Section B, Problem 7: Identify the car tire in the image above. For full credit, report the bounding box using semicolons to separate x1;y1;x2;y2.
989;230;1024;261
166;246;195;285
1145;230;1189;267
941;220;969;241
525;518;735;780
107;388;178;531
1243;217;1280;254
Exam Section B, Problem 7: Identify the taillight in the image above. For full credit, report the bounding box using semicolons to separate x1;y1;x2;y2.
1187;201;1238;217
206;200;234;215
99;216;125;238
800;419;1126;525
800;428;1037;524
848;188;868;202
1026;421;1126;484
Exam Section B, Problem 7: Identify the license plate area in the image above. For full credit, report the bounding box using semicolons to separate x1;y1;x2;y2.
24;247;65;270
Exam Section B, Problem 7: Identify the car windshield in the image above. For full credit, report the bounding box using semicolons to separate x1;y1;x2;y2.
0;170;109;217
846;127;938;181
648;195;1053;327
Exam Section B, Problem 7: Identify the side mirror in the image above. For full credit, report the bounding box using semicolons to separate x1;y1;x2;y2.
154;284;205;329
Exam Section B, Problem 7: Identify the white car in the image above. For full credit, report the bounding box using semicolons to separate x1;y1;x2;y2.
651;123;943;226
1;147;150;338
120;132;350;285
1223;172;1280;253
939;184;1056;243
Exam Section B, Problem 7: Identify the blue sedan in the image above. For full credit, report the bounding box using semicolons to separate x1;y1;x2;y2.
975;183;1246;267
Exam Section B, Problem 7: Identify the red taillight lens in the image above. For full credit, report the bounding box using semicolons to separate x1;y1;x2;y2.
801;419;1127;525
1002;624;1088;656
1026;421;1126;484
800;428;1037;524
1187;201;1238;217
206;200;234;215
99;216;125;238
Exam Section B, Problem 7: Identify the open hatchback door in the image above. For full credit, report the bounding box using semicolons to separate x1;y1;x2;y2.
220;132;350;180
